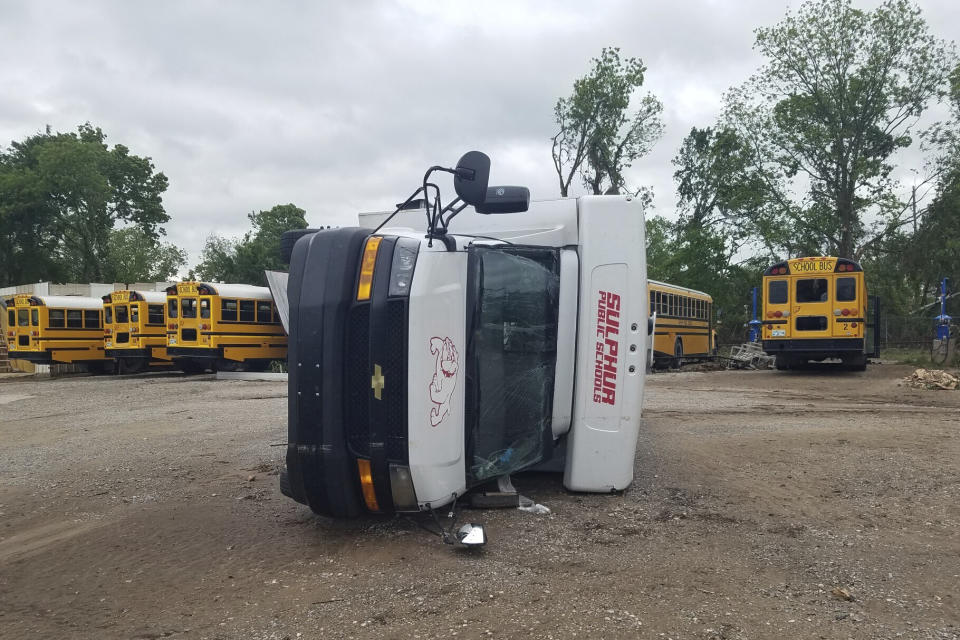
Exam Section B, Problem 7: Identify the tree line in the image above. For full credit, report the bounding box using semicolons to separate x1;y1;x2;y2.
551;0;958;340
0;125;306;288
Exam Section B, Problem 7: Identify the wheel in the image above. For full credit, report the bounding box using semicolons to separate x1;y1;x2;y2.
280;229;320;264
215;358;244;372
775;354;791;370
118;359;148;375
843;353;867;371
672;338;683;369
177;361;208;374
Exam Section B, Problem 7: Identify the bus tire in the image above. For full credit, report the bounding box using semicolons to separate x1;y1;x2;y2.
177;361;207;374
672;338;683;369
215;359;244;372
280;229;320;264
775;354;791;370
843;353;867;372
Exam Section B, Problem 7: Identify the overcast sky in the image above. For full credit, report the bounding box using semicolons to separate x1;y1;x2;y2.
1;0;957;266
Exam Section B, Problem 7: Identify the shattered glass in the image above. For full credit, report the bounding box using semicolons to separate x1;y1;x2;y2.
466;246;560;485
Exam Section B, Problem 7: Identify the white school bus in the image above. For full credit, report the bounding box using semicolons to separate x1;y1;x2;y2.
279;152;647;520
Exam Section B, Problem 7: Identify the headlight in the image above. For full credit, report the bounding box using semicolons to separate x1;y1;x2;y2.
388;237;420;297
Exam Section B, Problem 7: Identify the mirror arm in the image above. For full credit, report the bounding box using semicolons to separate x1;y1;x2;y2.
440;199;468;231
371;186;427;235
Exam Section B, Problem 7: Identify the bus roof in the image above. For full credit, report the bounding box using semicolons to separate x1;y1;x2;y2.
107;290;167;304
188;283;273;300
10;295;104;309
648;279;713;301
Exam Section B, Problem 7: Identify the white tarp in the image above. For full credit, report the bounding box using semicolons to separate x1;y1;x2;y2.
264;270;290;334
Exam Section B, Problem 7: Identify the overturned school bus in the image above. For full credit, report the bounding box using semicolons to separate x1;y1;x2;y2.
280;152;647;519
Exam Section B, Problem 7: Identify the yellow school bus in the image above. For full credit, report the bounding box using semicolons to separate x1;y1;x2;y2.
3;294;110;369
103;290;172;373
761;256;868;371
165;282;286;372
648;280;715;368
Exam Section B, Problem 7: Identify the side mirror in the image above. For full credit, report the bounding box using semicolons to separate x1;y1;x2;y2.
476;186;530;214
453;151;491;207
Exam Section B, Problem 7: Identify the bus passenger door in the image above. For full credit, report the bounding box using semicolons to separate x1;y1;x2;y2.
792;276;831;340
831;275;862;341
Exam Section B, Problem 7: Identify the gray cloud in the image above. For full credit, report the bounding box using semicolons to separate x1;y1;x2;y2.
1;0;956;266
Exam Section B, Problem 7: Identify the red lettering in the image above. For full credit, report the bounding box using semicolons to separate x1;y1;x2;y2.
592;289;621;405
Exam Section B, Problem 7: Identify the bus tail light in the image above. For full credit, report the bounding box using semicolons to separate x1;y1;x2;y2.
31;331;38;337
841;308;850;316
356;459;380;512
773;310;782;318
200;323;210;330
766;311;774;318
356;236;382;301
168;323;176;330
851;322;858;328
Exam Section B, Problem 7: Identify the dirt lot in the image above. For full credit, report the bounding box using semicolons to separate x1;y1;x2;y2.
1;364;958;639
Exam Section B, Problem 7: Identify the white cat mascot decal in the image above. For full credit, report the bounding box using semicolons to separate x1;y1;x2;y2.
428;336;459;427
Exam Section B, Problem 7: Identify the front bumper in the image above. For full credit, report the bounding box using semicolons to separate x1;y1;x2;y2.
283;227;374;518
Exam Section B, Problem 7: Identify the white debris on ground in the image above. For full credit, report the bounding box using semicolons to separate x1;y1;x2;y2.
902;368;959;390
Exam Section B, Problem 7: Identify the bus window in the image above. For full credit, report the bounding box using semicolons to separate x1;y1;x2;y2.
221;299;238;321
116;305;129;323
649;291;655;312
768;280;788;304
181;298;197;319
67;310;83;328
148;304;164;324
17;309;29;326
49;309;65;328
837;277;856;302
239;300;256;323
167;298;178;319
31;309;39;326
85;309;101;328
130;305;139;324
200;299;211;319
7;309;14;327
796;279;828;303
257;300;272;323
105;306;113;325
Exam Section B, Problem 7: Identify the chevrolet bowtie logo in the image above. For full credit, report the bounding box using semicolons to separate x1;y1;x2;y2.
371;364;385;400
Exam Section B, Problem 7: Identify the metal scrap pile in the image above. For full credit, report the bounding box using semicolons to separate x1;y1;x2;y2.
903;368;959;390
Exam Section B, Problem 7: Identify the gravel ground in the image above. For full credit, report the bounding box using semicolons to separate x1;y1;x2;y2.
0;364;958;639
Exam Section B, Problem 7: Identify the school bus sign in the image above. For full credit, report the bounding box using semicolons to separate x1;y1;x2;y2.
788;257;837;274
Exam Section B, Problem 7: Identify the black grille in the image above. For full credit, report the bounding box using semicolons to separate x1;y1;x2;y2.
345;304;370;457
383;300;408;462
18;335;29;347
116;332;130;344
181;328;197;341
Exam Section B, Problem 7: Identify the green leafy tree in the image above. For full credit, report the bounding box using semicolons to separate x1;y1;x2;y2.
646;215;766;344
105;227;187;283
0;124;169;285
551;47;663;196
722;0;954;259
193;204;307;285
